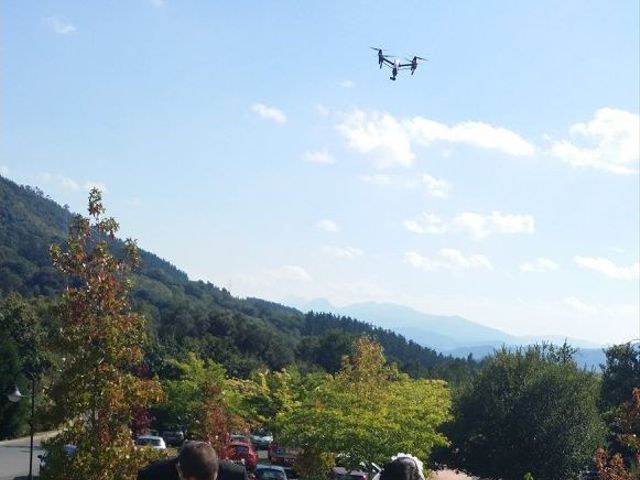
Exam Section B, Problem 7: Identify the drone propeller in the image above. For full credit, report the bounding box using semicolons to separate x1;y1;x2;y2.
370;46;390;52
406;56;428;62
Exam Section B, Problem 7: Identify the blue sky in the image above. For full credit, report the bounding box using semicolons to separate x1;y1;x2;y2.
2;0;639;344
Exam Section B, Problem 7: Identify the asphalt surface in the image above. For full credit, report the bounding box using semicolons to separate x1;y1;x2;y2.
0;433;53;480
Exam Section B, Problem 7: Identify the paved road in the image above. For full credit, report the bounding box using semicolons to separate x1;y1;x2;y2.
0;433;56;480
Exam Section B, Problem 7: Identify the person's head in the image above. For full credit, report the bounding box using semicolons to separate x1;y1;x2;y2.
380;454;424;480
176;441;219;480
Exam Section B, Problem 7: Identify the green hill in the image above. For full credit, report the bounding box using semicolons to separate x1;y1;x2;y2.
0;175;476;380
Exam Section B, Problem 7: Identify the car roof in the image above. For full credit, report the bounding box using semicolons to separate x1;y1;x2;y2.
256;464;286;472
138;435;164;440
228;441;252;446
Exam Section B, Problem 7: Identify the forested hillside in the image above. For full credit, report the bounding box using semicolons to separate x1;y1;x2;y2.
0;175;477;379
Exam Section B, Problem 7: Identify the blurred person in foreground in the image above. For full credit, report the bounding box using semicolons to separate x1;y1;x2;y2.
379;454;425;480
138;440;249;480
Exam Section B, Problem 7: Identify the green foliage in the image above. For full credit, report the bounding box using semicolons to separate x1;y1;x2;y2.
152;352;227;433
0;175;478;386
446;344;606;480
277;339;452;474
600;343;640;412
0;294;52;438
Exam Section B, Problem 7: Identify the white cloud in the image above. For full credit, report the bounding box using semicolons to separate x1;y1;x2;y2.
520;257;560;273
405;249;494;272
337;110;534;169
303;150;335;165
563;297;639;317
267;265;312;282
320;245;364;260
46;17;76;35
338;80;355;88
37;173;107;193
0;165;9;176
405;117;535;156
549;108;639;175
359;172;451;198
316;219;340;233
337;110;415;168
421;174;452;198
404;211;535;239
251;103;287;124
575;256;639;280
404;213;447;234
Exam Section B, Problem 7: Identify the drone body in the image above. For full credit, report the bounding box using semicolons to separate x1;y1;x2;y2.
370;47;427;81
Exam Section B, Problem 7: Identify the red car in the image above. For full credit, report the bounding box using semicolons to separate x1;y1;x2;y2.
226;441;258;471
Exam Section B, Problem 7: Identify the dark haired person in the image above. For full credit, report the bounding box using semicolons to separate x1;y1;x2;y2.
138;441;249;480
379;454;425;480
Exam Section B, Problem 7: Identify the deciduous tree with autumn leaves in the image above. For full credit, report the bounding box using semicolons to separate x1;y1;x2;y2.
42;189;164;480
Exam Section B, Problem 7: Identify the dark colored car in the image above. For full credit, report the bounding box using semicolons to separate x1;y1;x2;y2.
282;466;299;480
226;441;259;471
332;466;369;480
162;429;185;447
268;443;299;466
254;464;288;480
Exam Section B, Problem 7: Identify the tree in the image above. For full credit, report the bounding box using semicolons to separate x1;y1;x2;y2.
42;189;163;480
600;343;640;412
277;338;452;478
446;344;606;480
595;387;640;478
0;294;50;439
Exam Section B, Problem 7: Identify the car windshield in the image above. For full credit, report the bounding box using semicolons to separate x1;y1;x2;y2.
257;469;286;480
232;445;249;454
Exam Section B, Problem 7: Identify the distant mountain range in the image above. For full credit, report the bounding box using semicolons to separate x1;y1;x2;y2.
286;298;606;370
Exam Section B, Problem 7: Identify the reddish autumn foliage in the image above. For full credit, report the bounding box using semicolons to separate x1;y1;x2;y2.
43;189;164;480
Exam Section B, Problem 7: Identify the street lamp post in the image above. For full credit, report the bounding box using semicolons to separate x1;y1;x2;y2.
7;371;37;480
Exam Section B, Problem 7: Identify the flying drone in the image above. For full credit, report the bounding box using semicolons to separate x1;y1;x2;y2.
370;47;427;81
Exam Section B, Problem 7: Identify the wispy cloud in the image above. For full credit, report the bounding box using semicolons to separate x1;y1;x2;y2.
575;256;639;280
404;211;535;239
37;173;107;193
549;108;639;175
338;80;355;88
421;174;451;198
45;17;76;35
337;110;534;169
405;249;494;272
315;104;330;117
303;150;335;165
563;297;639;317
0;165;9;176
149;0;166;7
359;172;451;198
320;245;364;260
520;257;560;273
252;103;287;124
316;219;340;233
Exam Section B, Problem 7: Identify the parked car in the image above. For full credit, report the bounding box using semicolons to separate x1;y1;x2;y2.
332;466;369;480
162;429;185;447
254;464;288;480
226;441;258;471
230;432;252;444
135;435;167;450
38;444;77;474
268;443;300;466
251;430;273;450
282;466;299;480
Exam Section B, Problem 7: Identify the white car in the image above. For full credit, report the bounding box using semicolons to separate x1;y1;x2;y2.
136;435;167;450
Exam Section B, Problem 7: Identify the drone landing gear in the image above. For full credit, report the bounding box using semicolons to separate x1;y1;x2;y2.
390;77;396;81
